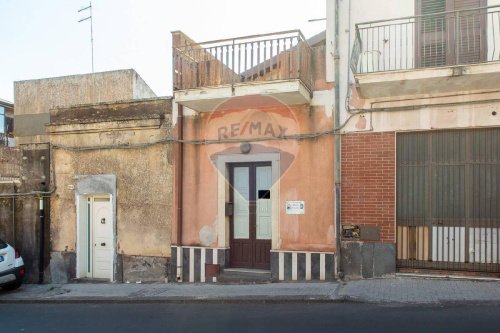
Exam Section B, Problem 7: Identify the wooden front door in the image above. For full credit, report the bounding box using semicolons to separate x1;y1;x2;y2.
229;163;272;269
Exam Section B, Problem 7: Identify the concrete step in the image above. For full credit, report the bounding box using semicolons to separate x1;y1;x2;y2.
71;278;111;284
218;268;272;284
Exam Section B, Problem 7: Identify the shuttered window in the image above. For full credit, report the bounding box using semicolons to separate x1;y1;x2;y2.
454;0;485;64
416;0;486;68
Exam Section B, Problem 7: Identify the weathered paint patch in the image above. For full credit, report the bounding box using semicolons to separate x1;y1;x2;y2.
48;251;76;284
122;255;169;283
341;241;396;278
199;223;216;246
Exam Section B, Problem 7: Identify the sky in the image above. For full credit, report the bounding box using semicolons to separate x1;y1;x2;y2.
0;0;326;102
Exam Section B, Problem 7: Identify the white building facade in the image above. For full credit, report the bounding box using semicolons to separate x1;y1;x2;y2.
328;0;500;277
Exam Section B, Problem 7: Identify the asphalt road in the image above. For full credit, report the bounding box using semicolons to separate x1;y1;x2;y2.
1;302;500;332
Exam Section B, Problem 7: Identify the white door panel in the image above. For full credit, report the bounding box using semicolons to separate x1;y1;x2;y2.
233;167;250;239
256;166;272;240
432;226;466;262
469;228;499;264
83;196;113;280
92;198;112;279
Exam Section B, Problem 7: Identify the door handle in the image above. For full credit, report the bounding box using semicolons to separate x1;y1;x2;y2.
101;242;106;247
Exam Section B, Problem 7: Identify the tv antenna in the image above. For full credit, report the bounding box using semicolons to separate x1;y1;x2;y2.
308;18;326;22
78;2;94;72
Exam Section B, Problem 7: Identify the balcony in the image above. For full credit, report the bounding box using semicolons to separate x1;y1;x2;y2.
173;30;312;112
0;146;21;183
350;5;500;98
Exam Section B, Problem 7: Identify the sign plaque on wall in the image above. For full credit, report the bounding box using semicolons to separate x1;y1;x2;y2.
286;201;305;215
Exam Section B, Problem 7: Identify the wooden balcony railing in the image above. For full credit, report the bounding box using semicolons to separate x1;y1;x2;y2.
173;30;312;91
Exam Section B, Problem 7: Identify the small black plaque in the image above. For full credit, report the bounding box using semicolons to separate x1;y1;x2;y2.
258;190;270;199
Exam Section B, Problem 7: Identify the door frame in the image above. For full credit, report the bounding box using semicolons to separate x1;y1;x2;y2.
228;162;272;269
215;153;280;251
76;194;115;281
75;174;117;281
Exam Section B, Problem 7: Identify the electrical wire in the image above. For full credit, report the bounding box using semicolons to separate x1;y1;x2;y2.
0;112;359;197
50;113;358;151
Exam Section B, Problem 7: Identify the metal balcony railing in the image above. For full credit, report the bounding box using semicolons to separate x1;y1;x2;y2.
351;5;500;74
173;30;312;91
0;133;9;147
0;146;21;180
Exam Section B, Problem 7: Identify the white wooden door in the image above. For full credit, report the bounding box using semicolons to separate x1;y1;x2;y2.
88;196;113;280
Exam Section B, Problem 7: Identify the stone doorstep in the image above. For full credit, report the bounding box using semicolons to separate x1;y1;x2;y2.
217;268;272;284
70;278;113;284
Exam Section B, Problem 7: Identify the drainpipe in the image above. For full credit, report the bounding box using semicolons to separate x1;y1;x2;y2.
38;194;45;284
176;104;184;281
334;0;343;278
12;188;15;247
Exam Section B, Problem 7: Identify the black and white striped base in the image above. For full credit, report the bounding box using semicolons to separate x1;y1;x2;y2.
171;246;229;283
271;250;335;281
171;246;335;283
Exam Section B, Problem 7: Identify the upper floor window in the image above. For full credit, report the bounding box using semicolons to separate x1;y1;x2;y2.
416;0;487;67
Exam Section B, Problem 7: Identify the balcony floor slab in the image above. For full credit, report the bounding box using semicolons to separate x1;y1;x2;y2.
174;79;311;112
355;61;500;99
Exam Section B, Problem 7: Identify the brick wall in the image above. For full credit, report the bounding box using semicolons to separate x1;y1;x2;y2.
341;132;396;243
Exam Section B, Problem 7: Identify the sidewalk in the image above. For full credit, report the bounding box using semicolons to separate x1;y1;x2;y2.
338;277;500;304
1;277;499;304
0;282;338;303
